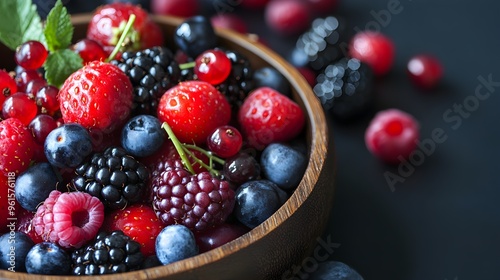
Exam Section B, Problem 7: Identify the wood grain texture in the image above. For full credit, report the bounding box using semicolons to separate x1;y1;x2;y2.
0;14;335;280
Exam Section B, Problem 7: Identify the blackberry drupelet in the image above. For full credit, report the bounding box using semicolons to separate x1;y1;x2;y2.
291;16;349;73
313;57;374;120
71;231;144;275
111;46;181;116
70;146;150;209
214;48;255;113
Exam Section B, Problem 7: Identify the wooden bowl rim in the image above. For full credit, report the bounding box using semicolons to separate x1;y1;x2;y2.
1;14;330;279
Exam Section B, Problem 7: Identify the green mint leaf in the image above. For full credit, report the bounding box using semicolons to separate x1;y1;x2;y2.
44;49;83;88
0;0;46;50
44;0;73;52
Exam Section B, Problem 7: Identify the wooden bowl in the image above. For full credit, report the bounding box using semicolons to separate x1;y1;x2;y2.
0;14;335;280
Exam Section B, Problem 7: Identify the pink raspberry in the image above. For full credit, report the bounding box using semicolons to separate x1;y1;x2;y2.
33;190;104;249
151;159;235;231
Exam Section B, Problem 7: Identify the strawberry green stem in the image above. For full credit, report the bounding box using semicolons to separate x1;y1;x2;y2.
161;122;196;174
106;14;136;62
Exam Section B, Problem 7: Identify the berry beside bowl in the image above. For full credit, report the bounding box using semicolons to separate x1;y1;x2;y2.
0;14;335;280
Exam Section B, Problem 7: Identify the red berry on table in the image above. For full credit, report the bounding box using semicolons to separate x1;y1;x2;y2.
407;54;443;90
349;31;395;76
207;125;243;158
365;109;420;164
105;204;164;257
211;14;248;34
238;87;305;150
58;60;133;133
157;81;231;145
306;0;338;14
0;69;17;107
151;0;199;18
14;40;48;70
0;118;38;175
241;0;272;9
87;3;164;53
70;38;108;64
265;0;312;36
25;78;47;95
194;49;232;85
2;92;38;126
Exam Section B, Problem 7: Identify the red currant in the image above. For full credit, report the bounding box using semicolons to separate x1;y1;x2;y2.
194;49;232;85
365;109;419;164
265;0;312;36
25;78;47;95
15;69;43;92
407;54;443;90
0;69;16;107
349;31;395;76
71;39;108;64
207;125;243;158
14;40;48;70
2;92;38;126
28;114;58;145
35;85;60;115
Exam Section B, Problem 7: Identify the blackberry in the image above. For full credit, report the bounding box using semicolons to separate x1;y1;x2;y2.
214;48;255;112
313;57;374;120
71;231;144;275
70;146;150;209
291;16;349;73
111;46;181;116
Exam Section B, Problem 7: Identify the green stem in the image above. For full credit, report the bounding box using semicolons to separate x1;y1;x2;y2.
106;14;136;62
182;147;220;177
161;122;196;174
179;61;196;70
183;144;225;165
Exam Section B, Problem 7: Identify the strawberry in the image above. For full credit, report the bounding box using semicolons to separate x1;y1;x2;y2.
157;81;231;145
104;204;164;257
238;87;306;150
0;117;38;176
87;3;164;54
58;60;133;134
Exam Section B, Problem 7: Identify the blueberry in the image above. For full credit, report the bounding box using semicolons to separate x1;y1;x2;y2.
121;115;166;157
25;242;71;275
0;231;34;272
308;261;364;280
15;162;61;212
260;143;308;190
253;67;291;96
155;225;198;265
234;180;288;229
142;254;162;269
44;123;93;169
174;15;218;58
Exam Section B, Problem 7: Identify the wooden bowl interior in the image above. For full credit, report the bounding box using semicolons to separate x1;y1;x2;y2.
0;14;333;280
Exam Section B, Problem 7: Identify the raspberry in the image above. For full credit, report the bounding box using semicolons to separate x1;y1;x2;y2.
110;46;181;116
313;57;374;120
151;159;235;231
32;190;105;249
70;146;150;210
365;109;420;164
71;230;144;275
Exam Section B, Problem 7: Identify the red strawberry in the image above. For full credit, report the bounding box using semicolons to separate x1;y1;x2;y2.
87;3;163;54
58;60;133;134
157;81;231;145
104;204;164;257
0;117;38;176
238;87;305;150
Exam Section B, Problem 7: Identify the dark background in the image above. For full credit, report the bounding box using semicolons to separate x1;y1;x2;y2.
38;0;500;279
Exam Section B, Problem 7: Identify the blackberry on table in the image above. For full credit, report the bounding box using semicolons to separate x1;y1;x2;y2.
71;231;144;275
291;16;349;73
313;57;374;120
70;146;150;210
110;46;181;116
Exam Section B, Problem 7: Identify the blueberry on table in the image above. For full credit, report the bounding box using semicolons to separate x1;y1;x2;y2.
0;231;34;272
155;225;198;265
44;123;93;169
25;242;71;275
15;162;61;212
121;115;166;157
308;261;364;280
234;179;288;229
260;142;308;190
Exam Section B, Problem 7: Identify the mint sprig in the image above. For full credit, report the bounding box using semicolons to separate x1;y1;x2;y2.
0;0;46;50
44;49;83;88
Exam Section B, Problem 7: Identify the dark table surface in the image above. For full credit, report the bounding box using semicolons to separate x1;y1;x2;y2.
43;0;500;279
